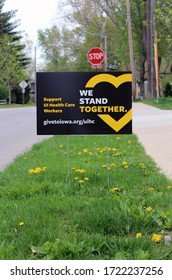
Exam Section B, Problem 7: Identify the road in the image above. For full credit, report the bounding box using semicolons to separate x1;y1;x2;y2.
0;104;172;179
0;107;50;171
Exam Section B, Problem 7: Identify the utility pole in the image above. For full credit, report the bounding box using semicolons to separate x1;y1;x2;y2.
101;21;108;71
147;0;154;99
126;0;136;99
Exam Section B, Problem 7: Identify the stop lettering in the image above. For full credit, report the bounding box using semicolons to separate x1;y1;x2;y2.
87;47;105;65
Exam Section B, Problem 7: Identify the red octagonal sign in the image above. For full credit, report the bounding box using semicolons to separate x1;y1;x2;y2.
87;47;105;65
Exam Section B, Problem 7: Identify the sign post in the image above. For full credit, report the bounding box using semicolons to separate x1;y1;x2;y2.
19;80;28;104
87;47;105;68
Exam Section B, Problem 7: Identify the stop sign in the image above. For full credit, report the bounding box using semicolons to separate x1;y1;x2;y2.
87;47;105;65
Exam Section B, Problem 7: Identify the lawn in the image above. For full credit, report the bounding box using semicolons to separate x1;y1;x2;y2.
138;97;172;110
0;135;172;260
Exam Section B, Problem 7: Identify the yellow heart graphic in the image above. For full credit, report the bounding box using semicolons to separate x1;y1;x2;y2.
85;73;132;132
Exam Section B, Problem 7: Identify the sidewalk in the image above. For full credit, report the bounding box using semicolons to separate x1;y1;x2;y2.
133;102;172;180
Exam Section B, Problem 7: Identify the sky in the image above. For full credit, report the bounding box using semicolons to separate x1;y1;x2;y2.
3;0;59;44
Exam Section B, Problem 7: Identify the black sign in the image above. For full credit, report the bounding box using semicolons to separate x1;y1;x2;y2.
37;72;132;135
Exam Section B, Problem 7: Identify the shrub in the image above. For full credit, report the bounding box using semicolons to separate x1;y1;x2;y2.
164;83;172;97
0;84;8;100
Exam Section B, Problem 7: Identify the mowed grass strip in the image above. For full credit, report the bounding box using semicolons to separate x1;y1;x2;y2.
0;135;172;260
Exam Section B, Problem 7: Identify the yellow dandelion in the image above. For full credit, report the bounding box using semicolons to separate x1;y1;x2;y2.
34;167;42;173
28;169;35;174
116;137;121;140
80;169;87;173
148;187;155;191
122;161;127;165
74;177;79;180
124;165;129;169
79;180;84;183
139;163;146;169
136;232;142;239
78;152;82;155
19;221;25;227
84;177;89;181
128;140;132;144
110;187;120;192
151;233;163;243
110;163;116;167
146;206;153;212
83;149;88;153
42;167;47;171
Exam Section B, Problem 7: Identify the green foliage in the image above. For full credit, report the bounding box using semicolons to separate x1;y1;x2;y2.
0;35;26;103
0;83;8;99
0;135;171;260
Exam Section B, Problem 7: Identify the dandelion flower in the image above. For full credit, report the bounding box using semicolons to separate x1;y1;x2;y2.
79;180;84;183
124;165;129;169
148;186;155;191
19;221;25;227
34;167;42;173
83;149;88;153
42;167;47;171
84;177;89;181
136;232;142;238
151;233;163;243
122;161;127;165
28;169;35;174
110;187;120;192
146;206;153;212
139;163;146;169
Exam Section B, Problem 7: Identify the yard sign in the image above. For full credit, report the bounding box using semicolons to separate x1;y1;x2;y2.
37;72;132;135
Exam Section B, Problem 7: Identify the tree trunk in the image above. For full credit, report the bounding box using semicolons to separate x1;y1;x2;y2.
146;0;155;99
126;0;136;99
139;56;146;98
8;86;11;105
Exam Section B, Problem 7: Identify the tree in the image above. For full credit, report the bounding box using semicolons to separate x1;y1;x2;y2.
0;35;25;104
0;0;30;68
37;0;171;98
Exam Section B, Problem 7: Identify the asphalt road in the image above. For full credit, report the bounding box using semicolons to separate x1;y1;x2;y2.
0;107;50;171
0;104;172;179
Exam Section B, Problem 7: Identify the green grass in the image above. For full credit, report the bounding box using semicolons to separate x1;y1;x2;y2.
138;97;172;110
0;135;172;260
0;101;35;109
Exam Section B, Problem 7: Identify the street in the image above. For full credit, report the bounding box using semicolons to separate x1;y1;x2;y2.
0;106;50;171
